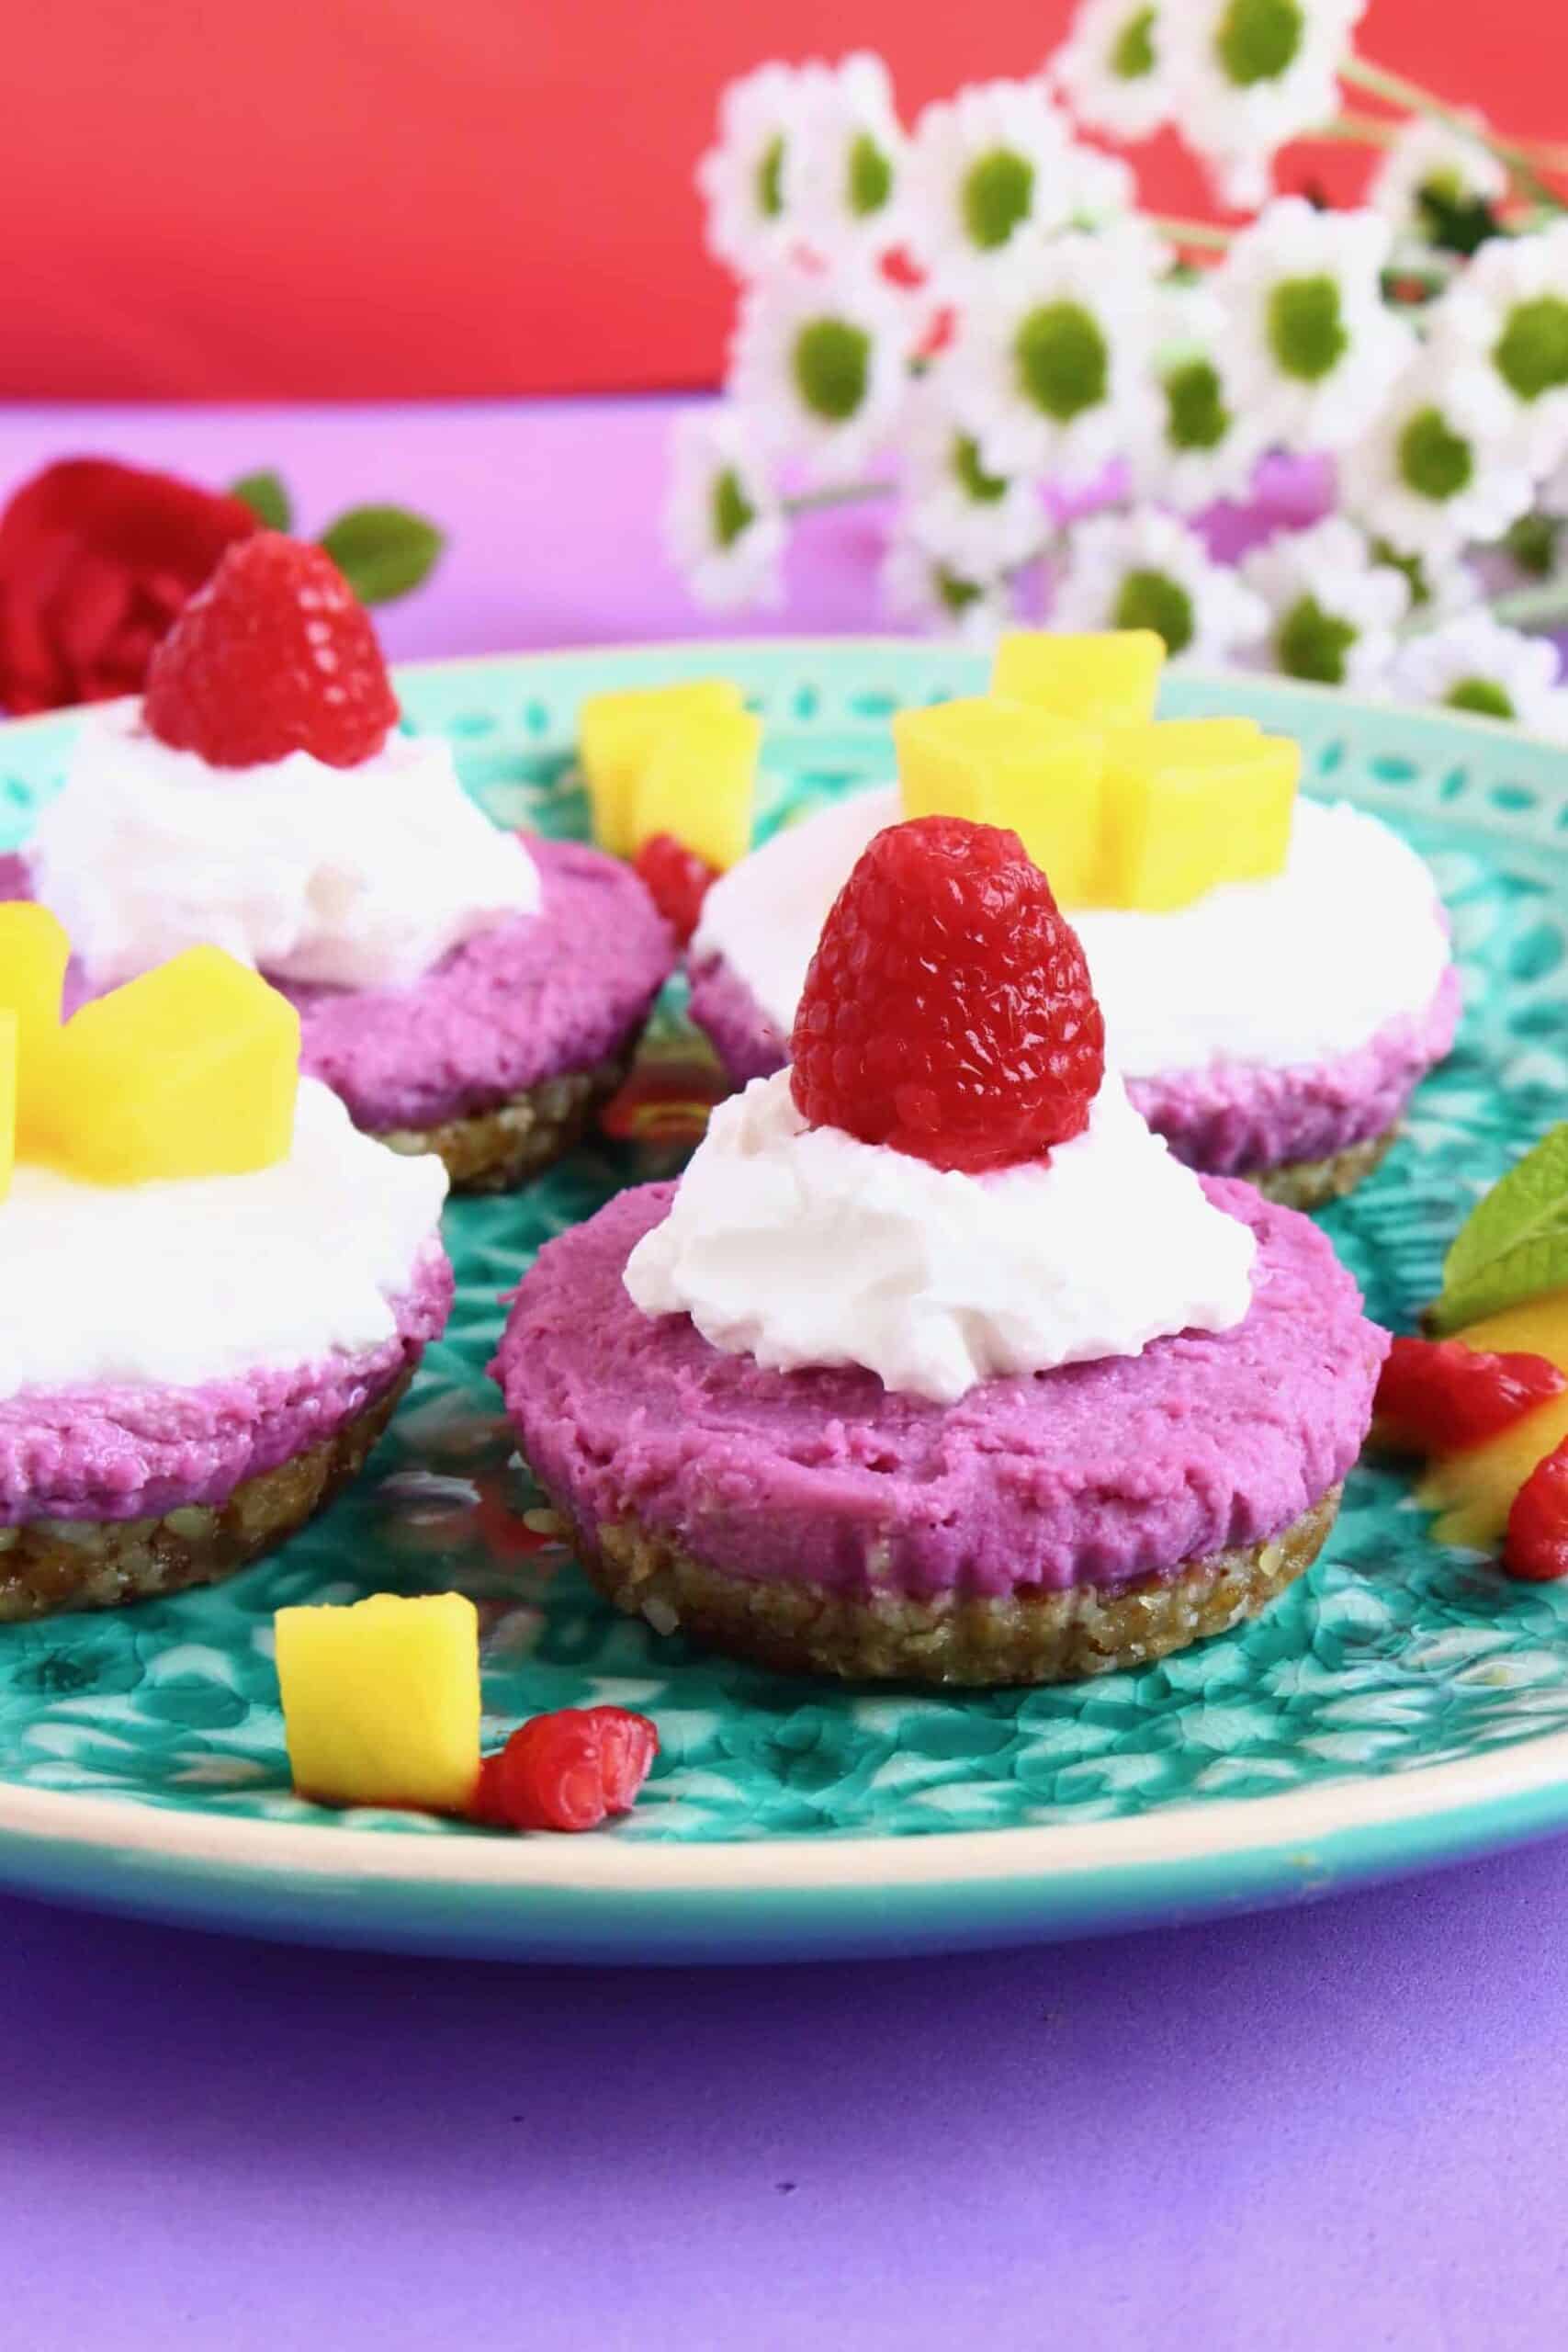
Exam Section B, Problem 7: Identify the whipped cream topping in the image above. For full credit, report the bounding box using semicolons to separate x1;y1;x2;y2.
624;1070;1256;1403
0;1079;448;1397
693;786;1450;1076
32;702;540;991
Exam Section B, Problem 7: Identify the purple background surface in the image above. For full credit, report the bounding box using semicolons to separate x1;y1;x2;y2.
0;400;1562;2351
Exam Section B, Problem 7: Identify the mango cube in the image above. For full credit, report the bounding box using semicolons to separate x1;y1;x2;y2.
275;1592;481;1814
892;696;1105;905
1419;1292;1568;1550
35;945;299;1186
0;903;70;1151
991;629;1166;727
0;1011;15;1204
579;680;746;855
632;706;762;871
1098;724;1300;912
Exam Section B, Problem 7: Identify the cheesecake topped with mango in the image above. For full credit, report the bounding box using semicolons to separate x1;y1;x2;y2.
665;628;1456;1209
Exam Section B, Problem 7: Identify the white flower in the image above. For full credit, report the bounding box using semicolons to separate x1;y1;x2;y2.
1059;140;1140;228
1126;283;1268;509
880;522;1015;641
781;53;908;256
1424;221;1568;474
903;80;1083;282
663;409;787;612
1242;516;1410;688
697;62;817;277
946;226;1159;480
727;262;909;486
1208;198;1412;452
899;388;1048;572
1051;0;1171;144
1367;116;1507;245
1359;537;1483;625
1337;351;1535;562
1391;613;1568;735
1048;506;1267;661
1161;0;1368;209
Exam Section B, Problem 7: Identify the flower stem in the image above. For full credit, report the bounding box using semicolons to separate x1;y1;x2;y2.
1145;215;1232;252
1488;577;1568;633
783;481;897;515
1340;54;1565;209
1315;110;1398;150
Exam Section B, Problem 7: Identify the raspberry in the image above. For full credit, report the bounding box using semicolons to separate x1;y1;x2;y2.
468;1705;659;1833
142;531;399;769
1373;1335;1566;1456
1504;1440;1568;1582
633;832;718;944
789;814;1105;1175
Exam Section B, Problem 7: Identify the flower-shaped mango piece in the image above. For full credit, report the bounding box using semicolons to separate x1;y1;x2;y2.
30;944;299;1186
0;902;69;1152
631;705;762;872
991;628;1167;728
1099;718;1299;911
579;679;746;857
275;1591;480;1813
893;696;1106;906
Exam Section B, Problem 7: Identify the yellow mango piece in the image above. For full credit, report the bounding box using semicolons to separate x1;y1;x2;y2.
632;706;762;871
1099;726;1300;911
35;946;299;1186
990;629;1166;726
276;1592;481;1814
579;680;746;856
0;903;70;1152
891;696;1105;905
0;1011;15;1204
1416;1293;1568;1550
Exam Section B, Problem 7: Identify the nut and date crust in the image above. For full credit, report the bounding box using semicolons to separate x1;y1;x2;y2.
1251;1127;1395;1213
568;1484;1343;1687
377;1049;635;1193
0;1369;414;1623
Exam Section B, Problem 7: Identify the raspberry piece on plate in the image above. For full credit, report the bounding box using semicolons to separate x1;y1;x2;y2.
1373;1335;1566;1456
143;531;399;770
789;813;1105;1175
470;1705;660;1833
633;831;718;944
1504;1439;1568;1581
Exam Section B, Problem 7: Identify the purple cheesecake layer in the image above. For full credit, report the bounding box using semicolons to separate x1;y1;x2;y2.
1;838;676;1135
493;1181;1386;1602
0;1246;452;1525
687;948;1461;1176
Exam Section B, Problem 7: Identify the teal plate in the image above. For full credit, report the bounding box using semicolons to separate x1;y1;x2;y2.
0;641;1565;1962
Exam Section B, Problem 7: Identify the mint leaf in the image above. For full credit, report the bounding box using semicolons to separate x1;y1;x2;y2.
319;505;444;604
230;469;293;530
1430;1123;1568;1332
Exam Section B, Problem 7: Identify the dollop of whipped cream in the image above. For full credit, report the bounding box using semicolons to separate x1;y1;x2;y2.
0;1080;448;1397
31;701;540;990
624;1070;1257;1403
693;786;1450;1075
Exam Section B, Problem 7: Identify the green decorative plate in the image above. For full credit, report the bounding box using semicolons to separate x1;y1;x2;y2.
0;641;1565;1962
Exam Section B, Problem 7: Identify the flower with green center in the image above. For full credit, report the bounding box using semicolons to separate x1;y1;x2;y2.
901;395;1046;574
1165;359;1229;451
951;434;1009;503
1014;302;1110;422
793;320;872;423
1338;353;1534;561
1053;0;1172;142
847;133;894;217
1392;613;1568;739
1266;276;1348;383
756;138;785;220
1212;198;1410;452
697;61;817;274
782;55;908;252
1427;221;1568;469
1158;0;1364;208
1398;408;1472;501
1494;298;1568;406
907;79;1081;275
1244;517;1409;694
1368;118;1507;243
1447;678;1516;720
1130;283;1266;509
1051;507;1266;664
728;264;907;485
664;410;786;614
881;526;1012;640
961;150;1036;252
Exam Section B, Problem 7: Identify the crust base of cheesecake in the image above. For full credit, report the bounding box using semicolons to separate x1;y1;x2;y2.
1250;1127;1395;1211
378;1049;635;1193
0;1369;414;1623
570;1484;1342;1687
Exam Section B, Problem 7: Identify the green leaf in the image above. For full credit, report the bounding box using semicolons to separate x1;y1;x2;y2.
229;469;293;530
1430;1124;1568;1332
318;505;444;604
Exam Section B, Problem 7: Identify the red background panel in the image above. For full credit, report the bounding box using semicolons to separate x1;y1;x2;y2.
4;0;1565;401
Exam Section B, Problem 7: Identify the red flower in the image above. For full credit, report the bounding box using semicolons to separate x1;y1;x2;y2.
0;458;259;715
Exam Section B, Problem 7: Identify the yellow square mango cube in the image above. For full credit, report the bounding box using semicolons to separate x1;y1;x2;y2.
1418;1292;1568;1549
632;706;762;871
991;630;1166;727
275;1592;481;1814
0;903;70;1152
579;680;746;856
892;696;1105;905
1100;726;1300;912
35;945;299;1186
0;1011;15;1204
